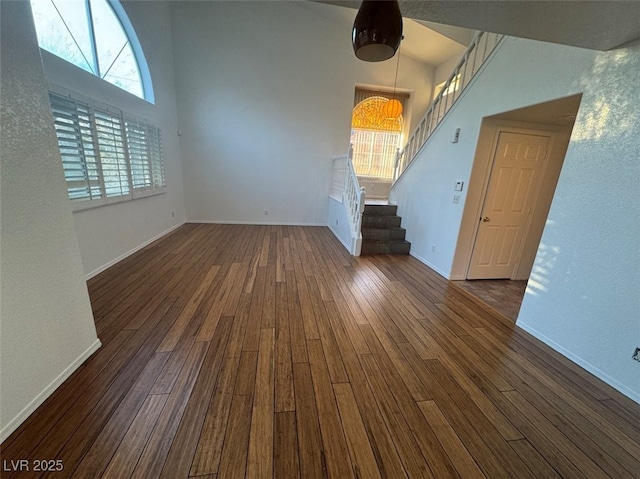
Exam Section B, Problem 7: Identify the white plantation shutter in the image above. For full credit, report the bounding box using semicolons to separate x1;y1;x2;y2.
95;108;130;198
147;125;165;189
125;119;165;191
47;89;166;210
49;93;102;201
125;118;152;189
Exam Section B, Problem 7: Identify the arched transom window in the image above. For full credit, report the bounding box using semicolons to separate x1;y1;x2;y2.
30;0;153;102
351;96;404;181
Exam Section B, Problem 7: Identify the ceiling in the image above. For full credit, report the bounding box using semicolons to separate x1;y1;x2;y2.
391;18;468;66
326;3;470;67
487;94;583;127
318;1;640;51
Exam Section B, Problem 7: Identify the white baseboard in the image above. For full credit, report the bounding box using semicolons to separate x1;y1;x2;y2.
85;221;328;280
449;274;467;280
328;224;352;252
85;222;186;280
0;338;102;443
190;220;326;227
517;322;640;404
409;251;451;279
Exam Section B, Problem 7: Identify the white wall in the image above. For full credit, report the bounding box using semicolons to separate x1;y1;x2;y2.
433;53;463;94
390;36;640;401
327;196;353;252
170;1;433;225
40;1;187;277
517;42;640;402
0;2;100;440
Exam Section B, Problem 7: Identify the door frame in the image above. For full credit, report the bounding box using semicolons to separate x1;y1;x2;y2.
468;129;552;280
450;119;572;280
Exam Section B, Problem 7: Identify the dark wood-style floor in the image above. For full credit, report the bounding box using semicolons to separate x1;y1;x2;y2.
2;224;639;478
451;279;528;322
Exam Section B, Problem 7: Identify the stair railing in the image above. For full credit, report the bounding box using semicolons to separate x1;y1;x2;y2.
332;144;365;255
393;31;504;183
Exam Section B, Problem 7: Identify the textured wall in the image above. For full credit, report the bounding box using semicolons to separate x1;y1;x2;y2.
517;43;640;402
391;36;640;401
0;2;99;440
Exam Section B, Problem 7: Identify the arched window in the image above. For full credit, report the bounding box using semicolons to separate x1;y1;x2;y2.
351;96;404;181
30;0;154;102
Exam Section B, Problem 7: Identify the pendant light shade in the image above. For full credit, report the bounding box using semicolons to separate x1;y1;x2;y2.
382;98;402;119
352;0;403;62
382;40;403;119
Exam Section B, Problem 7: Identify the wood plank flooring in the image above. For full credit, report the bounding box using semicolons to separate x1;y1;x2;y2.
2;224;639;478
451;280;527;322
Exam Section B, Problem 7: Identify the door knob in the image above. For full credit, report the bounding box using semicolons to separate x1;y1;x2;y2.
482;216;491;222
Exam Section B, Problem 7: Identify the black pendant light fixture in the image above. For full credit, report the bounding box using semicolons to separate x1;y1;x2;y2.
352;0;403;62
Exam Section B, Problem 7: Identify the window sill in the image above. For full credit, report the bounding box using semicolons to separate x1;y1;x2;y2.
72;188;166;213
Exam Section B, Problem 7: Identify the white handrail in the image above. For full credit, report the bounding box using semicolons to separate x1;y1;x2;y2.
393;31;504;183
331;144;365;255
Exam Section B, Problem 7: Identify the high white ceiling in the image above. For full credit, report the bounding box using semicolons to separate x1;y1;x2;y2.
326;3;470;67
319;0;640;51
400;18;468;66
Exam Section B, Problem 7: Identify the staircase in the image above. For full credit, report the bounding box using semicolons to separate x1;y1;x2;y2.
330;31;503;257
361;204;411;255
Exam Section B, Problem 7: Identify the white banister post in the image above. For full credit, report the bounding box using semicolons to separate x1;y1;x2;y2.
352;186;365;256
388;31;502;192
393;147;401;182
345;143;354;194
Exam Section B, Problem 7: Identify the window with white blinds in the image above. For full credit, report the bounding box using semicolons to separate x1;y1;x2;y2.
95;108;130;198
48;90;166;210
125;118;164;190
49;94;103;201
351;88;406;181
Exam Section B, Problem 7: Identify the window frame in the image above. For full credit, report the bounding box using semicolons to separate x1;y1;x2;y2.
350;92;405;182
350;128;403;182
30;0;154;103
48;85;166;212
108;0;154;103
433;73;461;100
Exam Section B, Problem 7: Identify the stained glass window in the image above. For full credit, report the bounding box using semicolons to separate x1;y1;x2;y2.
351;96;404;181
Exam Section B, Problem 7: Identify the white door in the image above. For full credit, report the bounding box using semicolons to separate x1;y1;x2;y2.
468;131;550;279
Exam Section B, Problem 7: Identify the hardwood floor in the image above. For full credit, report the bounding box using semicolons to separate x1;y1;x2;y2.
451;279;528;322
2;224;639;478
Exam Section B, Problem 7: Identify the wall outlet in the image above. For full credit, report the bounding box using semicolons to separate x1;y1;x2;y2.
431;245;436;253
633;347;640;362
264;210;268;216
171;211;175;218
